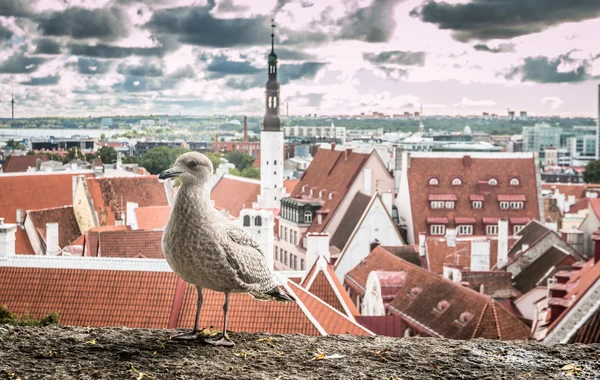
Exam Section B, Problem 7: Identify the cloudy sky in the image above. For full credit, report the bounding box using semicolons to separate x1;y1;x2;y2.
1;0;599;118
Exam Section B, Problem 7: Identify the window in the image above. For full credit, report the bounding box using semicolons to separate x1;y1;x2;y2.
274;160;277;165
279;225;283;238
319;190;324;198
457;225;473;235
309;189;313;197
301;259;305;271
510;178;520;186
499;201;509;209
255;216;262;226
429;178;439;185
488;178;498;185
284;251;288;266
445;201;455;209
486;225;498;235
452;178;462;185
302;185;307;192
243;215;251;227
293;255;298;270
304;210;312;223
275;247;279;261
431;201;445;209
431;224;445;235
510;202;524;209
514;225;525;234
472;201;482;209
293;231;297;245
328;193;334;200
274;171;276;175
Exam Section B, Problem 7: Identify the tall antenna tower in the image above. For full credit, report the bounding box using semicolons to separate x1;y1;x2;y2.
11;87;14;119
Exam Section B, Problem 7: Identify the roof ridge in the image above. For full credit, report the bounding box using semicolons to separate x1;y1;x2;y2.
490;301;501;339
471;302;489;339
322;260;358;318
282;280;327;336
27;205;75;213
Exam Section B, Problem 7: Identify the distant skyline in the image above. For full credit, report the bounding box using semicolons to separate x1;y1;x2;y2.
0;0;599;118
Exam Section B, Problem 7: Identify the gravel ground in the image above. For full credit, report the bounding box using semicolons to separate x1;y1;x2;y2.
0;325;599;379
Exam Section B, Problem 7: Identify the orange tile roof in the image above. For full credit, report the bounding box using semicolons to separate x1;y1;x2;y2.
407;154;541;242
345;246;409;296
0;267;178;328
301;256;359;318
27;206;82;250
211;175;260;217
135;206;171;230
386;257;530;340
283;179;299;195
541;183;586;200
589;198;600;219
2;155;49;173
86;176;168;226
289;148;371;233
0;172;94;254
569;198;588;214
84;230;164;259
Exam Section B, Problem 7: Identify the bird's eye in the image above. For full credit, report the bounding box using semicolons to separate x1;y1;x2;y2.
190;161;199;168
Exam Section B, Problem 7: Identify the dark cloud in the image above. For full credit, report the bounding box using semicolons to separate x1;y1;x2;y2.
117;61;163;77
68;40;176;58
38;7;129;41
112;76;177;92
338;0;403;42
166;65;195;79
276;48;316;61
224;77;260;90
20;75;60;86
34;38;62;54
473;43;515;53
0;53;46;73
76;58;112;75
147;6;269;47
206;55;261;78
0;0;31;17
288;92;325;107
411;0;600;42
279;62;325;84
0;25;13;40
363;51;426;66
506;54;592;83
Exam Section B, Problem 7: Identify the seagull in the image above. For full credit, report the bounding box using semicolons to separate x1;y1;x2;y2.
159;152;295;347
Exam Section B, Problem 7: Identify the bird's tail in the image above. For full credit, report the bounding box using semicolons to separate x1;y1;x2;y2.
250;288;296;302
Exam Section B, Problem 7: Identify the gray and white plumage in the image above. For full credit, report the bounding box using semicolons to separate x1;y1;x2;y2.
159;152;293;344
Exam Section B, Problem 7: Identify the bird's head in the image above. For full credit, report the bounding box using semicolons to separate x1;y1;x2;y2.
159;152;213;186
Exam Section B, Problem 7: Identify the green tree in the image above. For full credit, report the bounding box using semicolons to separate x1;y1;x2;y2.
225;151;255;172
140;147;190;175
64;148;85;163
6;139;25;150
229;168;241;176
99;133;106;141
97;146;117;164
583;160;600;183
85;153;96;163
122;155;139;164
240;167;260;179
204;152;222;172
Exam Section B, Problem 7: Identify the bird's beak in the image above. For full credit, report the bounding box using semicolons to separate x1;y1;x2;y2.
159;168;183;180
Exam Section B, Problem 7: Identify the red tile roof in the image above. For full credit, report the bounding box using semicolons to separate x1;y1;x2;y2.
455;217;477;224
569;198;588;213
406;154;540;242
289;148;371;233
355;315;406;337
87;176;168;226
386;258;531;340
427;217;448;224
135;206;171;230
0;172;94;254
345;246;408;296
428;194;457;201
497;194;526;201
301;255;359;318
84;230;164;259
589;198;600;219
27;206;82;251
211;175;260;217
0;267;178;328
541;183;586;200
283;179;298;195
2;155;49;173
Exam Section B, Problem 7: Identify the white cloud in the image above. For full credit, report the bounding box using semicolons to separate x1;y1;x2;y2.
540;96;565;110
454;97;497;107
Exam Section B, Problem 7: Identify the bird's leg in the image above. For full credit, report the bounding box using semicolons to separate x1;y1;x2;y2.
172;286;205;340
206;291;235;347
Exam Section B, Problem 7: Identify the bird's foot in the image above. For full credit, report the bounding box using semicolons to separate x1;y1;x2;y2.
205;334;235;347
171;330;205;341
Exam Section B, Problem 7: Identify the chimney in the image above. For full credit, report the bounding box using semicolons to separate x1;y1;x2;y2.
15;209;25;229
306;232;330;271
330;143;336;151
381;191;393;216
363;168;372;196
592;228;600;263
46;222;59;256
418;232;426;257
463;155;472;168
497;219;508;268
126;202;139;230
445;228;457;247
243;116;248;143
35;158;42;171
344;148;352;160
470;240;491;271
0;218;17;257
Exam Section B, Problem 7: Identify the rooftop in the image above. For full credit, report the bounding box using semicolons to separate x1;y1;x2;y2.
211;175;260;217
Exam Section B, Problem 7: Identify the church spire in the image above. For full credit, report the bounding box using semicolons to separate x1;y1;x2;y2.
11;87;14;120
262;19;282;132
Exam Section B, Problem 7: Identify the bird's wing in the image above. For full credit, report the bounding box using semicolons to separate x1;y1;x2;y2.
219;224;277;293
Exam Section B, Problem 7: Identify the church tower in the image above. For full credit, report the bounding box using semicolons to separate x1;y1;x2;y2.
257;21;285;209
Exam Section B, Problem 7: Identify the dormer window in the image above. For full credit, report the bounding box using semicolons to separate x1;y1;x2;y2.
510;178;520;186
309;188;314;197
304;210;312;223
488;178;498;186
452;178;462;186
302;185;307;192
319;190;324;198
434;300;450;313
457;311;474;325
472;201;482;209
429;178;439;186
499;201;509;209
409;287;422;298
328;193;334;200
